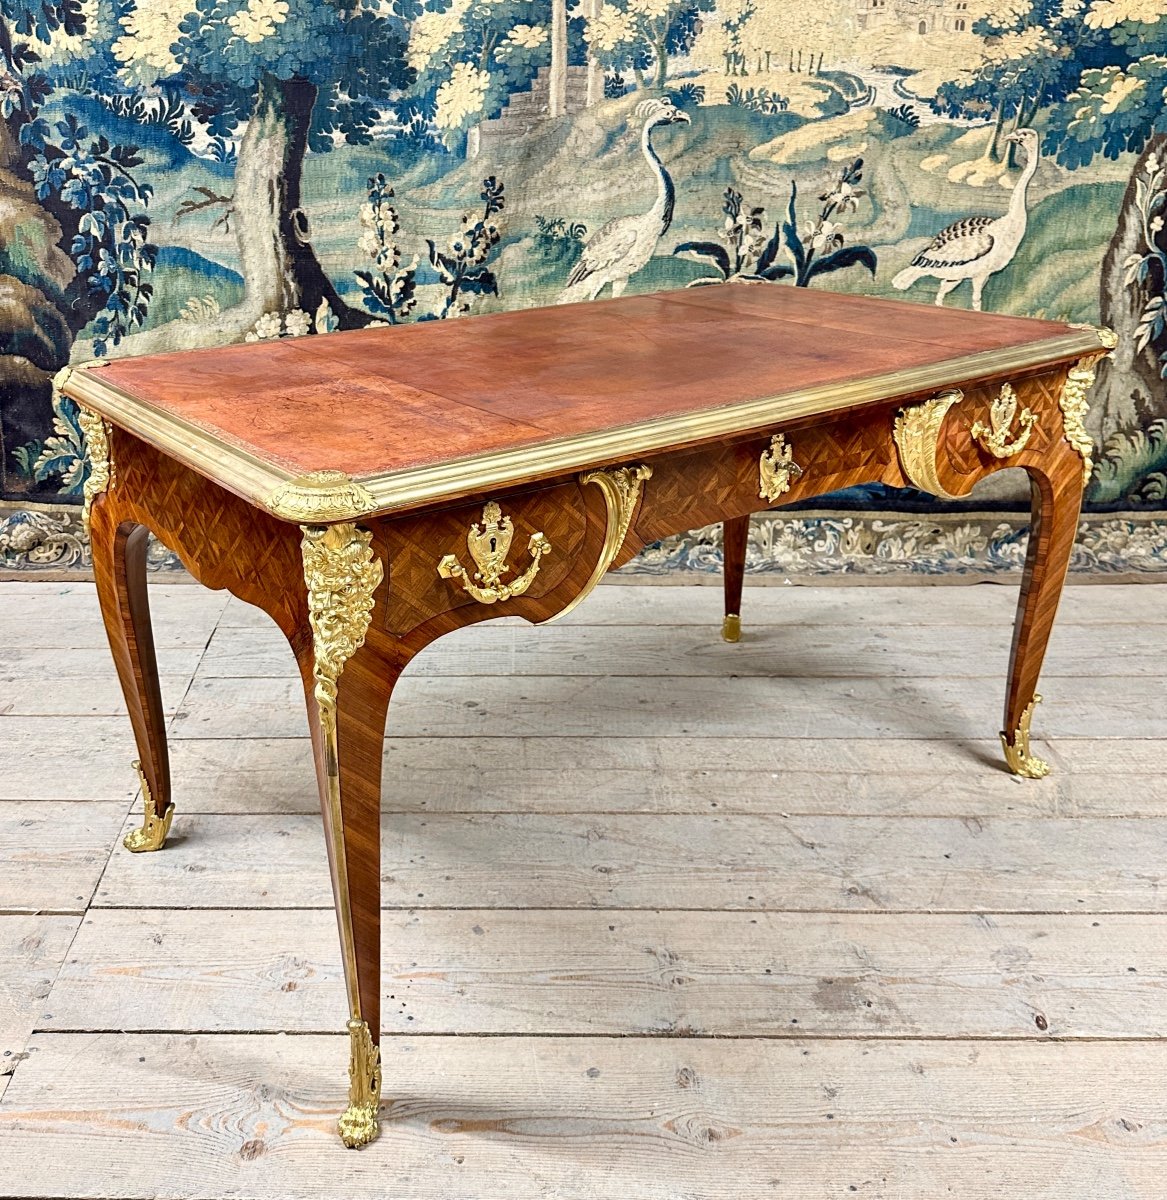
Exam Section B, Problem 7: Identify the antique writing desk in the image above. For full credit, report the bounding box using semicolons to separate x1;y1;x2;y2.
58;284;1112;1148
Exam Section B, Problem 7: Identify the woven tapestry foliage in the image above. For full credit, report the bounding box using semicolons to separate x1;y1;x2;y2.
1;0;1165;524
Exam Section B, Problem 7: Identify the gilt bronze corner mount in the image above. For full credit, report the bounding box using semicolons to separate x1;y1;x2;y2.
267;470;379;523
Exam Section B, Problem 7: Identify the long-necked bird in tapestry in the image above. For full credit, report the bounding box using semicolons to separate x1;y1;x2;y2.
892;127;1040;311
557;98;690;304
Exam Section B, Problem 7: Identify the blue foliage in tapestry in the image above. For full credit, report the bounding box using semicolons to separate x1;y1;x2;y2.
2;0;1167;519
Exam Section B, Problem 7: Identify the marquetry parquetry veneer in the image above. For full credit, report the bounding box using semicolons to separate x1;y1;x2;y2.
57;283;1113;1148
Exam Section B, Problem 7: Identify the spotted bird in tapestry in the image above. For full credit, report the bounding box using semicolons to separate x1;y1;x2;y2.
1;0;1165;570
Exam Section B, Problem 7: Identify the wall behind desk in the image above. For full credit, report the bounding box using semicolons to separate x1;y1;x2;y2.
1;0;1164;577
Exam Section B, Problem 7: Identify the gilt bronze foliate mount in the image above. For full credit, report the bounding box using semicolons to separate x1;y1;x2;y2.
759;433;802;502
894;380;1038;499
122;759;174;853
1002;694;1050;780
1060;324;1116;485
893;389;964;499
62;361;116;534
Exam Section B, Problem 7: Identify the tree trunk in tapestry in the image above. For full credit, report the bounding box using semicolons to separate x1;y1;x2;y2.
549;0;568;118
584;0;603;106
1091;133;1167;448
96;76;376;359
234;76;371;333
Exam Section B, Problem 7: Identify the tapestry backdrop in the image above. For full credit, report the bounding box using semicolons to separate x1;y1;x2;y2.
1;0;1166;576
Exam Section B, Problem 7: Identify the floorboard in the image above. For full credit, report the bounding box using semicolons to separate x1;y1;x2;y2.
197;620;1157;678
171;673;1157;740
1;580;1164;1199
161;734;1074;816
92;811;1167;912
2;1034;1165;1200
0;718;139;802
41;908;1167;1039
0;802;130;913
0;916;79;1102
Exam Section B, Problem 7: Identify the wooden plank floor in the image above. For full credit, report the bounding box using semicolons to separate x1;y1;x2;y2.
1;578;1166;1199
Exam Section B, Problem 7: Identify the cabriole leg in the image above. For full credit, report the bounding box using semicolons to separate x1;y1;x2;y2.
722;515;749;642
298;522;392;1148
1001;456;1084;778
90;500;174;851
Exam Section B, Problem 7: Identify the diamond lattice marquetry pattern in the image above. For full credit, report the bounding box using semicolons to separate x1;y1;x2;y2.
378;479;591;637
941;367;1072;492
634;412;901;547
111;429;306;635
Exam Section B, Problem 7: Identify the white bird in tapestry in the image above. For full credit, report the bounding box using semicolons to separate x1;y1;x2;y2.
892;127;1040;311
557;98;691;304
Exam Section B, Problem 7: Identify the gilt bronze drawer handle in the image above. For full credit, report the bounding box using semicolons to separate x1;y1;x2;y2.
971;382;1036;459
759;433;803;502
438;500;551;604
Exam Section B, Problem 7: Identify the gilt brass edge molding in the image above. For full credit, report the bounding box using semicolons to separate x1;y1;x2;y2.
1071;323;1118;351
1001;694;1051;779
122;759;175;852
541;464;653;625
892;389;964;500
351;331;1102;514
56;363;296;512
52;359;103;399
57;331;1104;521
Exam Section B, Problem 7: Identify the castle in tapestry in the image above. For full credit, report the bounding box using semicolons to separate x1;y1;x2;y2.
854;0;977;35
1;0;1166;565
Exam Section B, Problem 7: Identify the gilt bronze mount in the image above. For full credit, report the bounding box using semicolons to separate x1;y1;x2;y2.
759;433;802;502
971;382;1037;459
438;501;552;604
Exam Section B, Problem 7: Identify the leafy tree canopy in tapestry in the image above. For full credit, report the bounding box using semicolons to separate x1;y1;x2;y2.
1;0;1165;517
